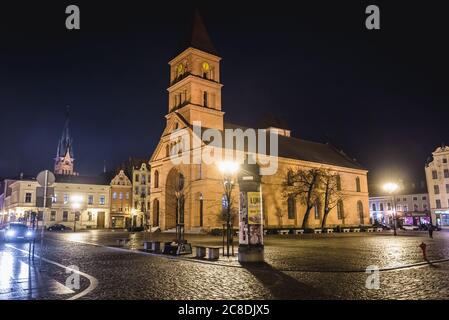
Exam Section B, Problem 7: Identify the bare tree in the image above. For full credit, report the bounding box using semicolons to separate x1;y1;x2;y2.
282;168;322;229
320;169;344;229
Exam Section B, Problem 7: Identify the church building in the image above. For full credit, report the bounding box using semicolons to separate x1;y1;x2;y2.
149;12;369;232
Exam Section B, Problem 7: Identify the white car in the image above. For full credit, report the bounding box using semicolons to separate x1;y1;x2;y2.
402;224;419;231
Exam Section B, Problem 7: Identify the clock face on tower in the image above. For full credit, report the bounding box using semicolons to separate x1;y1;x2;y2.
177;64;184;76
202;62;210;72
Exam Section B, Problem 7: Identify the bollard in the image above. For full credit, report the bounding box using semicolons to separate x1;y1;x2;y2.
419;242;428;261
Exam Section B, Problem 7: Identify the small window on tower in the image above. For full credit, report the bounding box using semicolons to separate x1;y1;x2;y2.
203;91;208;107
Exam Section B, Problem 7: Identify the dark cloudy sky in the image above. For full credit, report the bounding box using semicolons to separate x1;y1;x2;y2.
0;1;448;188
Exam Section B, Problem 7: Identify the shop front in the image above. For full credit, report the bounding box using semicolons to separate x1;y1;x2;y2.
434;210;449;228
402;212;431;226
110;214;131;229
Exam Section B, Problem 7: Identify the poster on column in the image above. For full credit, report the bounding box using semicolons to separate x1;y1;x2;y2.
247;192;263;245
247;192;262;224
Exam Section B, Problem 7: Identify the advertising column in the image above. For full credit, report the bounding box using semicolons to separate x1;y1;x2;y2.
238;161;264;262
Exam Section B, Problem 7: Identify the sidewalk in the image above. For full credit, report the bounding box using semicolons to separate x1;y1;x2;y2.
0;244;75;300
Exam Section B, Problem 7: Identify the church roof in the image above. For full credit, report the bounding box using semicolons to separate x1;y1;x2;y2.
56;108;74;159
54;174;110;185
175;10;218;57
223;123;366;171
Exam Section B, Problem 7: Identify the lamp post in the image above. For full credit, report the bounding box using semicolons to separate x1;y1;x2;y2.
70;195;83;232
218;161;239;257
384;182;399;236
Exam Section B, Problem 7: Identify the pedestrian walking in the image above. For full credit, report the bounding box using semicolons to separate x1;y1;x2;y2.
428;225;434;239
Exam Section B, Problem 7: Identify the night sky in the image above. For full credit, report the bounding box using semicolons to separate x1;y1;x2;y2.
0;1;448;188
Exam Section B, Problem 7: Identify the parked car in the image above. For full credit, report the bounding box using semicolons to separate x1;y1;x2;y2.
47;224;72;231
401;224;419;231
1;223;35;242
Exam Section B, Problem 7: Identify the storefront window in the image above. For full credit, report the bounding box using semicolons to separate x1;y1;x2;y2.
441;214;449;227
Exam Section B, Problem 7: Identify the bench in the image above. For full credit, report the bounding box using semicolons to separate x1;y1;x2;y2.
294;229;304;235
194;246;221;260
279;229;289;235
143;241;161;253
367;228;375;233
116;238;130;246
314;229;322;234
325;229;334;234
342;228;350;233
353;228;361;233
376;228;383;232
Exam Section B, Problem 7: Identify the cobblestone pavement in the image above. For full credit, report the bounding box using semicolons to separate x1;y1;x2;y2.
1;229;448;300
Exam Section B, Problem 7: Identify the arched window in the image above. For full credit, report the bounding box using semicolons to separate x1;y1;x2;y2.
380;203;384;211
199;192;203;227
154;170;159;188
356;177;361;192
112;192;117;200
178;173;184;191
153;199;159;226
357;200;364;224
372;203;376;211
287;196;296;219
337;200;344;220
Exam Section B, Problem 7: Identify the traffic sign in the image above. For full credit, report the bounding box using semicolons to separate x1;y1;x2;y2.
37;170;55;187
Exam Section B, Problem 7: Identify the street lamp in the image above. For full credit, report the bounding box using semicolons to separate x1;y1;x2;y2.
70;195;83;232
218;161;239;257
383;182;399;236
131;209;137;231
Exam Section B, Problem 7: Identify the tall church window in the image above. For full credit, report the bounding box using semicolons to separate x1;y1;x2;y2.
337;200;344;220
357;200;364;224
336;175;342;191
154;170;159;188
287;196;296;219
356;177;361;192
199;193;204;227
314;200;320;220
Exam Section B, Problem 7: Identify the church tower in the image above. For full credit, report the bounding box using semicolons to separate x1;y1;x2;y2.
54;107;76;175
167;10;224;130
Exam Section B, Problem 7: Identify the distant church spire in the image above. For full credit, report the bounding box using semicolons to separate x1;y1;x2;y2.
54;106;76;175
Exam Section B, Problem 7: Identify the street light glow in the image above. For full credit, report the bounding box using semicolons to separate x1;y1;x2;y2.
218;161;239;175
383;182;399;193
70;195;83;203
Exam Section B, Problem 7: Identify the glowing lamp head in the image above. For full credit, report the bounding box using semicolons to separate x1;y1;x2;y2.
383;182;399;194
218;161;239;175
70;195;83;203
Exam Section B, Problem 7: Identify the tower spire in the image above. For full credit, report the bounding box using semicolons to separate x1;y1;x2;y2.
55;106;76;175
176;9;218;57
